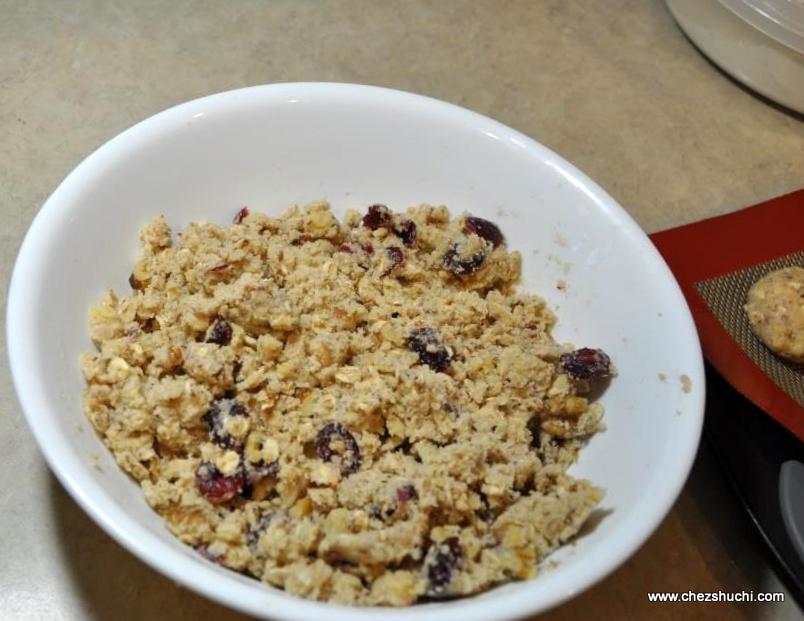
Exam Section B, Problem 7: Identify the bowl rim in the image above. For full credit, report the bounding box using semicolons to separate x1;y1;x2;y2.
6;82;705;621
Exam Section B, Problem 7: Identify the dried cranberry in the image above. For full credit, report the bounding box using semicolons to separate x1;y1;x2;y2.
394;219;417;247
362;242;374;255
426;537;463;595
315;422;362;475
464;216;505;248
203;399;249;449
442;244;486;276
195;462;243;504
128;273;144;290
560;348;611;380
233;206;250;224
205;318;233;346
362;204;392;230
396;484;418;505
384;246;405;275
407;328;451;373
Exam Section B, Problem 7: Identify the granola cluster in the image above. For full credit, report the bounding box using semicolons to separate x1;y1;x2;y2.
81;202;609;605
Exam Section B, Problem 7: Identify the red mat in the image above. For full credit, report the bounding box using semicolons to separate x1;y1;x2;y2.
650;189;804;441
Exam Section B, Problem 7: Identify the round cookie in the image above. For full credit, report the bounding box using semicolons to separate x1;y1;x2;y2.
744;266;804;363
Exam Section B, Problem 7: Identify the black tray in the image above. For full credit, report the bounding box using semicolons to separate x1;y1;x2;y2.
705;364;804;602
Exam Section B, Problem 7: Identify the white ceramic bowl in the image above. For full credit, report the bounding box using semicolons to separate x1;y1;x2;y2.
7;83;705;621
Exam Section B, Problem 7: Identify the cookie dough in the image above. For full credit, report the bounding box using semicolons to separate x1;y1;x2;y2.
81;202;611;605
744;266;804;363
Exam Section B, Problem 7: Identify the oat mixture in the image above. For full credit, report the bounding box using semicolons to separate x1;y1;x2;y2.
81;201;612;605
745;266;804;363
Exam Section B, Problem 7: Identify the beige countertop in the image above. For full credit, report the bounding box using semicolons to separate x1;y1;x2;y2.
1;1;803;620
